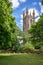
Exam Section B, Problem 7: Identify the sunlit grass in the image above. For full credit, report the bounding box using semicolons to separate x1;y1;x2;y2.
0;53;27;56
0;53;43;65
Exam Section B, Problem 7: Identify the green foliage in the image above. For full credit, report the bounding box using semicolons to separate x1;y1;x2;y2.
0;0;19;51
0;0;11;49
24;42;34;50
40;46;43;51
29;15;43;49
41;0;43;5
18;42;34;52
23;34;29;43
15;26;29;44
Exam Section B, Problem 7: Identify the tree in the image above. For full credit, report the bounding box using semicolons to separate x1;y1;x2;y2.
0;0;11;49
29;15;43;49
0;0;19;50
41;0;43;5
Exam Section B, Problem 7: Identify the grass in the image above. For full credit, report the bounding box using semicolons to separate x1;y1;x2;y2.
0;53;43;65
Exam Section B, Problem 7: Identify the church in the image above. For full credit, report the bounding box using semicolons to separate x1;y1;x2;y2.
23;8;35;34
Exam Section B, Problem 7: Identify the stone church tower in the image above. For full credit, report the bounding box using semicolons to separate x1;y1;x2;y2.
23;8;35;34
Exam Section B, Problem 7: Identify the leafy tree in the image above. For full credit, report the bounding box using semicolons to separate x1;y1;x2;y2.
41;0;43;5
29;15;43;49
0;0;11;49
0;0;19;50
15;27;29;44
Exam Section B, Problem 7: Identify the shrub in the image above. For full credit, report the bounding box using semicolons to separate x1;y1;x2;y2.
18;42;35;53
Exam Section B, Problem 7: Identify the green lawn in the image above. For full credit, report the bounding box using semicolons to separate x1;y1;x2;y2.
0;53;43;65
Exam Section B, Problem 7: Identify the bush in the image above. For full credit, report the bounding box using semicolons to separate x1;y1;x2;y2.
24;42;35;50
40;46;43;51
18;42;35;53
35;45;41;49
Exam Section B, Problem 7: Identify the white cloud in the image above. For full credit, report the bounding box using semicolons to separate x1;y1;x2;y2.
19;0;26;2
20;19;23;26
35;17;40;22
9;0;26;8
16;19;23;29
20;14;24;27
10;0;19;8
21;14;23;19
10;0;26;8
39;2;43;14
39;2;41;6
41;6;43;14
32;1;43;14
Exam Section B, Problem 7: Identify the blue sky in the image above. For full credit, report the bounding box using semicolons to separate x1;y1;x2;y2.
10;0;43;30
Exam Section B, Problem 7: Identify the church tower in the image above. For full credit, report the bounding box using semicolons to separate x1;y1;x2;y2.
23;8;35;34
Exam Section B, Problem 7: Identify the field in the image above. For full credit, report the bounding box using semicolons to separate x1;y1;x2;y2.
0;53;43;65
